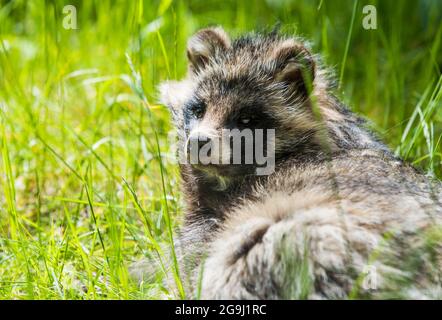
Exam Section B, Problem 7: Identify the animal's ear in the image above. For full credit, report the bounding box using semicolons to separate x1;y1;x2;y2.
187;27;231;73
272;39;315;97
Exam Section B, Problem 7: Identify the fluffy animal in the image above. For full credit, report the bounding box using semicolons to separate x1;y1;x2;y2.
157;27;442;299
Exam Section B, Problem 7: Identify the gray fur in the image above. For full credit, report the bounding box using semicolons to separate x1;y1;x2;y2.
157;27;442;299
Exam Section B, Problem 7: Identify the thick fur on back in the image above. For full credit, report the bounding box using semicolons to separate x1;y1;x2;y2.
158;27;442;299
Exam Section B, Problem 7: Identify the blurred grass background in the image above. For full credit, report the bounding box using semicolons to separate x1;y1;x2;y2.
0;0;441;299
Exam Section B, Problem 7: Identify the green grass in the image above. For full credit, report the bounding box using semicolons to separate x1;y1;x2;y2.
0;0;441;299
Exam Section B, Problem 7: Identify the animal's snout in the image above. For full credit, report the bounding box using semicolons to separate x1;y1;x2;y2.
189;133;213;156
185;126;231;167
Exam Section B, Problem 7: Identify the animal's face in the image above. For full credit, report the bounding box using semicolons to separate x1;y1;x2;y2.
160;27;319;179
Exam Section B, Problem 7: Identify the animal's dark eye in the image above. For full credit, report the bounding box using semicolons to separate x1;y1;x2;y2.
187;101;206;119
186;100;206;119
238;114;255;125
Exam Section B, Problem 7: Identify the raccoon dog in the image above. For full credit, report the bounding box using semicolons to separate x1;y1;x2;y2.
158;27;442;299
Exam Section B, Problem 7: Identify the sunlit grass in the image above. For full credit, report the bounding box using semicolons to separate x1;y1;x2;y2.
0;0;441;299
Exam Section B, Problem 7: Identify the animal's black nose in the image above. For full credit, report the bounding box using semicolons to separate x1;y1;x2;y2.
189;134;212;154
